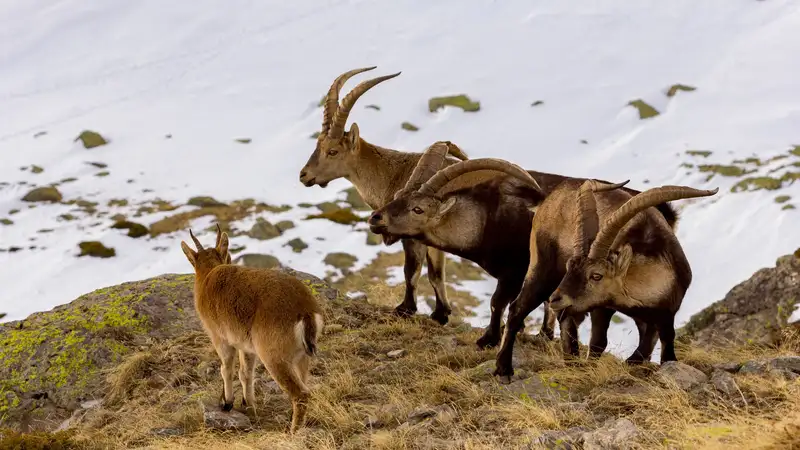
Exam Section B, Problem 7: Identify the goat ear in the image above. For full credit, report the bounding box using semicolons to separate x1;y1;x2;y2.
225;252;232;264
180;241;197;268
435;197;457;219
611;244;633;276
217;232;229;258
346;123;360;151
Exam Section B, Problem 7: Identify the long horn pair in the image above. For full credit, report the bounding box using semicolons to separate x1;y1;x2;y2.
321;67;401;140
573;179;631;255
188;223;224;251
585;185;719;259
418;158;542;197
394;141;469;200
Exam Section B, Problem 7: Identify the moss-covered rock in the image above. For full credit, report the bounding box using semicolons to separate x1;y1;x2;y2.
94;171;110;177
310;131;321;139
324;252;358;272
110;220;148;238
187;196;227;208
247;218;281;240
627;100;660;119
148;200;281;237
58;214;77;222
731;176;783;192
234;138;251;144
782;204;796;210
775;195;791;204
698;164;750;178
686;150;713;158
107;199;128;207
531;100;544;107
666;84;696;97
87;161;107;168
285;238;308;253
428;95;481;113
305;208;363;225
315;202;341;214
8;209;19;215
232;253;281;269
78;241;116;258
342;187;370;211
22;186;63;203
365;104;380;111
74;130;108;149
0;218;12;226
275;220;295;232
31;165;44;174
401;122;419;132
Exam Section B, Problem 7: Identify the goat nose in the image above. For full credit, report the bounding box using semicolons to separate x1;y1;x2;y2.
369;212;382;225
549;289;561;303
299;170;307;179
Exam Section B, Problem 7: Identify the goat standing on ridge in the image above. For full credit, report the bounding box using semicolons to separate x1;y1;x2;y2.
180;225;324;433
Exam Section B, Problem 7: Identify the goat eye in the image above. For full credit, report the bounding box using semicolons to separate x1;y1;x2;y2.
590;273;603;281
412;207;424;214
327;149;338;156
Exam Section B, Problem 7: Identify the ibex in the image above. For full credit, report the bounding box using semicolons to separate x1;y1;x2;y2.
368;150;680;350
493;179;717;381
299;66;469;325
180;225;324;433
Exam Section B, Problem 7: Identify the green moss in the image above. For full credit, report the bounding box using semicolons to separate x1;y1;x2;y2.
610;315;625;324
310;131;321;139
698;164;749;177
30;165;44;174
782;204;796;210
108;199;128;207
78;241;116;258
366;104;380;110
627;99;660;119
298;202;314;208
8;209;19;215
324;252;358;271
0;219;11;226
111;220;148;238
305;208;363;225
781;171;800;184
87;161;107;168
789;145;800;157
680;163;694;169
58;214;77;222
401;122;419;131
75;130;108;149
275;220;295;232
731;176;783;192
666;84;696;97
428;94;481;113
95;171;110;177
531;100;544;107
60;177;78;184
285;238;308;253
775;195;791;204
234;138;251;144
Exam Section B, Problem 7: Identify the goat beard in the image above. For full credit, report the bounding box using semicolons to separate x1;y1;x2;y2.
382;235;401;246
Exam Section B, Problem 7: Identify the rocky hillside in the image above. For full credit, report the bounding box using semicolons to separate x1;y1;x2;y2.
1;253;800;449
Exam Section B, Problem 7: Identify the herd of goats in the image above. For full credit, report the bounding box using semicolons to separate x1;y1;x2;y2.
179;66;719;433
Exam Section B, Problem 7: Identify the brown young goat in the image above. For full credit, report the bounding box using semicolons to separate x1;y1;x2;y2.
493;180;717;381
181;225;324;433
368;153;680;351
299;66;470;325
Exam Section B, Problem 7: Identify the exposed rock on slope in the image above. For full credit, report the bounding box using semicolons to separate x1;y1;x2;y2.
680;250;800;347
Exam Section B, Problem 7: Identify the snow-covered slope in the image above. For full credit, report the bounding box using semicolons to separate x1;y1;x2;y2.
2;0;799;359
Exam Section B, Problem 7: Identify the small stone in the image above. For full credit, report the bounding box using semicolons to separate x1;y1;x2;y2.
248;218;281;240
656;361;708;390
582;418;639;450
233;253;281;269
713;362;742;373
187;196;227;208
323;252;358;273
767;356;800;374
201;401;252;431
387;349;406;359
77;241;116;258
111;220;148;238
275;220;295;232
285;238;308;253
739;360;768;374
710;369;740;398
75;130;108;149
22;186;63;202
31;165;44;174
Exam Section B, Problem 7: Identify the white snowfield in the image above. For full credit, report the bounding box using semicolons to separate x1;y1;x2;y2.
1;1;799;359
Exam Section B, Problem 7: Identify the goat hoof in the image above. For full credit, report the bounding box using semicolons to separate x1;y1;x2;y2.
496;375;513;385
221;401;234;412
475;333;499;350
429;309;450;325
393;305;416;318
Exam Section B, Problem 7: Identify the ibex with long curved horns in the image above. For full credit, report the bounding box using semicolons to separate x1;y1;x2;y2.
493;178;717;381
368;148;682;350
299;67;470;325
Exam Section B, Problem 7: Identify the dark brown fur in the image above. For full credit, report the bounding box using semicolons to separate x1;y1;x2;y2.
181;227;324;433
369;166;679;350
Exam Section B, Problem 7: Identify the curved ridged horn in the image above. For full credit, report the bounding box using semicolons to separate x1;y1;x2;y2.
215;223;223;248
189;228;204;251
321;67;377;136
418;158;541;197
573;179;630;255
329;72;402;139
394;141;469;200
588;185;719;259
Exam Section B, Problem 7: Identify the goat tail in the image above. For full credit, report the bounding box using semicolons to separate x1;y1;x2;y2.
299;313;323;357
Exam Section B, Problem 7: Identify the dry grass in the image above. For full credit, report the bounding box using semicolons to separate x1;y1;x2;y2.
31;295;800;450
